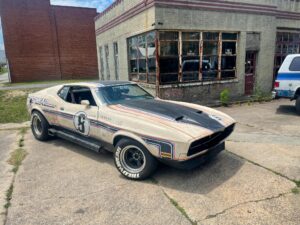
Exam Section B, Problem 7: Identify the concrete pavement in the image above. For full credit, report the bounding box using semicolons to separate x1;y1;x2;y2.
2;99;300;225
0;130;18;225
221;99;300;181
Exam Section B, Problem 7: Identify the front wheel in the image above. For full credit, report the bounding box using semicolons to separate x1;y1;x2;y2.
296;97;300;115
114;139;158;180
31;111;50;141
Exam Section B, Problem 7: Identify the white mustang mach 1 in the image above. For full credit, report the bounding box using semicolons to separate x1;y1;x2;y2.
27;81;236;180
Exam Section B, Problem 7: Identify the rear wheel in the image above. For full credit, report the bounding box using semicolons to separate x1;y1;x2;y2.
296;97;300;115
114;138;158;180
31;111;50;141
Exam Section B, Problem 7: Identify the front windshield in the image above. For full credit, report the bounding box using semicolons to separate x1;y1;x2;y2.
97;84;154;104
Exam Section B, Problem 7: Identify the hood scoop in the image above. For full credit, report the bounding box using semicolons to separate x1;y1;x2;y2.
175;116;184;121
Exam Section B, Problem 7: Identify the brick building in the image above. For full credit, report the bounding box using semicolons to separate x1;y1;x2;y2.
0;0;99;83
95;0;300;102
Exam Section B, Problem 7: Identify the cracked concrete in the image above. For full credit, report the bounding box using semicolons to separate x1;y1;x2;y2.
202;193;300;225
2;99;300;225
220;99;300;181
0;130;18;225
5;133;190;225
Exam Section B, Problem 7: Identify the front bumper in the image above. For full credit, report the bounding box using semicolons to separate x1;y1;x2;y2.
158;142;225;170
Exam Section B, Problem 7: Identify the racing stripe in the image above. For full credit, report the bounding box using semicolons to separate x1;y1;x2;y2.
277;73;300;80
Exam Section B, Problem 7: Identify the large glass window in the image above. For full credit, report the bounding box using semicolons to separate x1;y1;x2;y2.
182;32;200;82
274;32;300;79
159;31;179;83
128;31;156;83
127;31;238;85
104;45;110;80
99;46;105;80
221;33;237;79
113;42;119;80
202;32;219;81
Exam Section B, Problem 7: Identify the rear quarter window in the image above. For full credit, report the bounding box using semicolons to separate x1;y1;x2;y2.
289;57;300;71
58;86;70;100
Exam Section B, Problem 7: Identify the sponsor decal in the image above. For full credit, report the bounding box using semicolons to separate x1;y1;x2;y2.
43;109;175;160
143;138;174;159
30;97;55;108
73;112;90;136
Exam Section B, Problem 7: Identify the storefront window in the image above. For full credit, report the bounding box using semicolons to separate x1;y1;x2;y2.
159;31;179;83
128;31;156;83
202;32;219;81
182;32;200;82
127;31;238;84
274;32;300;79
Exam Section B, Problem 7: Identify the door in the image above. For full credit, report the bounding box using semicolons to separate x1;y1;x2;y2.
57;86;99;139
245;51;257;95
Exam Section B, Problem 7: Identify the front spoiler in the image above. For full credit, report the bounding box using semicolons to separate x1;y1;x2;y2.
158;142;225;170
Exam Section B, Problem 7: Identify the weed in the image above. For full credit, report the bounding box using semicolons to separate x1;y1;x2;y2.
220;89;230;106
292;187;299;195
4;185;13;209
163;192;197;225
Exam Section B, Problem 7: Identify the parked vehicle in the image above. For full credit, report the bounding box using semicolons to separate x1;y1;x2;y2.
273;54;300;114
27;81;236;180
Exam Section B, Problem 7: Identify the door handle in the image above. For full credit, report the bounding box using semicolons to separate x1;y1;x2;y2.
60;107;64;111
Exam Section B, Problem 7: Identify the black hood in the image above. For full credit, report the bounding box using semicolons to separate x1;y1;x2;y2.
119;99;225;132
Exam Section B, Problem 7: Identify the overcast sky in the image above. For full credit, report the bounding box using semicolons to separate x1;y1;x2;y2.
0;0;114;51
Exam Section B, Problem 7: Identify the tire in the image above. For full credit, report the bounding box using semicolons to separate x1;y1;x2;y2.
31;111;50;141
296;97;300;115
114;138;158;180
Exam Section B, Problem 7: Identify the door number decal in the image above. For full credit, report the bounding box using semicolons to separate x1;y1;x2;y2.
73;112;90;136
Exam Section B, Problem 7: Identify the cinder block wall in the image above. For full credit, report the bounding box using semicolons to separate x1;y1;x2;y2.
0;0;98;83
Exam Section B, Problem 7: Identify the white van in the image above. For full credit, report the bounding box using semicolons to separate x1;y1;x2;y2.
273;54;300;114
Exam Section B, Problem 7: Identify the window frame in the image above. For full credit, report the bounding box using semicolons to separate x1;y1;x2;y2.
57;86;99;107
127;31;157;84
127;30;238;85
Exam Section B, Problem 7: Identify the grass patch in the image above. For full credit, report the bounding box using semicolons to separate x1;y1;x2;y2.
292;187;299;195
4;185;13;209
163;192;197;225
8;148;27;173
0;89;40;123
0;67;8;75
294;180;300;188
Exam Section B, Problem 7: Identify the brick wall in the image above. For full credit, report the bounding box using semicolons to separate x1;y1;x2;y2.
53;6;98;80
0;0;98;83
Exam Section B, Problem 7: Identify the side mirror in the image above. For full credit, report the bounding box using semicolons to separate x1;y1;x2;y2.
81;100;90;107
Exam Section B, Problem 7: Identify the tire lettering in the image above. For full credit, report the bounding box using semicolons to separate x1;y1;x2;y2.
115;146;140;179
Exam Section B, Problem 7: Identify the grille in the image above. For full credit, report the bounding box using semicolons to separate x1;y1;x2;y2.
187;124;235;156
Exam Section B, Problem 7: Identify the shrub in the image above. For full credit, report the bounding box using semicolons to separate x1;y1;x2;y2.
220;88;230;106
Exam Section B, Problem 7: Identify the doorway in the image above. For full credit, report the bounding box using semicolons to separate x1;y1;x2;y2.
245;51;257;95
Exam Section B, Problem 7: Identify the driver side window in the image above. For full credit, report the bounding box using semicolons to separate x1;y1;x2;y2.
58;86;97;107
